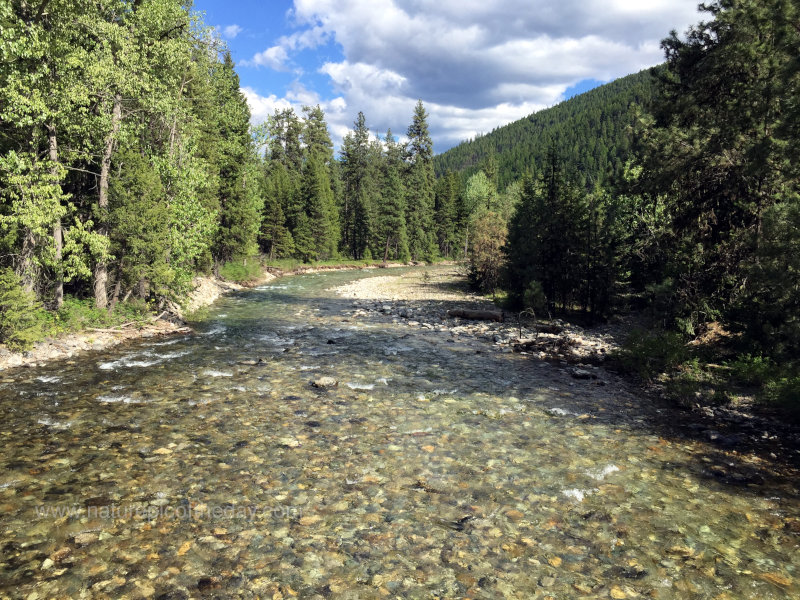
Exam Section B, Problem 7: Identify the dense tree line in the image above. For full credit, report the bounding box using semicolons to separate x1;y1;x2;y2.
0;1;468;349
484;0;799;405
0;0;259;316
256;99;488;266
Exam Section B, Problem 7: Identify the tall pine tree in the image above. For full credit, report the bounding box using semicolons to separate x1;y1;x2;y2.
404;100;437;261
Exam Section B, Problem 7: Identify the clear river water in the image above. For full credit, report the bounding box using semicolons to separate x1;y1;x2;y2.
0;267;798;599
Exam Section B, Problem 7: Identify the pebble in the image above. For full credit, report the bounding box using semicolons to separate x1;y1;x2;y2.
73;532;99;545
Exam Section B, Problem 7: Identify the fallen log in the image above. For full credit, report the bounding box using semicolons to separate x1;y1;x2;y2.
447;308;504;322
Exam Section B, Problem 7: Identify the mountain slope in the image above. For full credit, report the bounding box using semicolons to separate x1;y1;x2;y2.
434;69;658;189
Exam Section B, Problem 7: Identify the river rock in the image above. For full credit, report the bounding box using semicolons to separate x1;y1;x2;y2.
570;368;596;380
73;532;99;546
311;376;338;389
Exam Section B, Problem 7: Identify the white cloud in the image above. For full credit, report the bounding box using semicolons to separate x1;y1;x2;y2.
248;46;290;71
241;87;295;123
244;0;702;151
222;24;242;40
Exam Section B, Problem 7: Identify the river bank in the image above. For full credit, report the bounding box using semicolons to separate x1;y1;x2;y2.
0;261;411;372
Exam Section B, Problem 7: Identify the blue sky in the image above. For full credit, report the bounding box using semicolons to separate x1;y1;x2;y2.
193;0;701;153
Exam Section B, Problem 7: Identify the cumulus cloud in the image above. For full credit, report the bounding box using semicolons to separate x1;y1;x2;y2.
246;46;291;71
221;24;242;40
244;0;701;151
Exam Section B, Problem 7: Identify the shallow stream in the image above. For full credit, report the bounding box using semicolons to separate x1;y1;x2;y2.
1;267;798;599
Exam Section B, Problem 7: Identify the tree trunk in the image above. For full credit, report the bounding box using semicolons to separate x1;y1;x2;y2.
47;124;64;310
94;93;122;309
446;308;504;322
109;276;122;312
17;229;36;294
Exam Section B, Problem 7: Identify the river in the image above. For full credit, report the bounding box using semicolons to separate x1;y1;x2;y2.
1;267;798;598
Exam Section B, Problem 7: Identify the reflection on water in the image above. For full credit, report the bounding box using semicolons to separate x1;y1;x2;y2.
0;268;798;598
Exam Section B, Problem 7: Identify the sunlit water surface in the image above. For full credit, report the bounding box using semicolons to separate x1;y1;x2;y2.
0;268;798;599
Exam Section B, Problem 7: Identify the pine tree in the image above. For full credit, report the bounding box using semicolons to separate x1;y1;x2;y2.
505;149;588;312
299;105;339;259
637;0;799;333
434;172;458;257
211;52;261;266
376;130;410;262
340;112;374;258
404;100;437;261
260;162;295;259
300;153;338;260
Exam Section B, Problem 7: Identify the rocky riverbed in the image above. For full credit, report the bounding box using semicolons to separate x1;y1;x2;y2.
333;267;800;464
1;265;799;599
333;266;620;366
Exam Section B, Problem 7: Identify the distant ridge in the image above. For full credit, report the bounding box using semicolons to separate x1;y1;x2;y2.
433;69;658;189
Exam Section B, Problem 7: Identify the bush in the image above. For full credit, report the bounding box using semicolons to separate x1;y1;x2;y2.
726;354;776;386
764;374;800;418
50;296;149;334
523;280;547;314
467;210;507;294
219;257;264;282
0;269;46;351
612;328;689;380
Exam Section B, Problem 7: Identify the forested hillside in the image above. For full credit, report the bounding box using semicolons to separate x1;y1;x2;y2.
433;70;658;189
486;0;799;411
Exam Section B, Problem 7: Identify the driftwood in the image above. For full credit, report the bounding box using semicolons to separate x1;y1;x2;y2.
86;322;137;332
447;308;504;322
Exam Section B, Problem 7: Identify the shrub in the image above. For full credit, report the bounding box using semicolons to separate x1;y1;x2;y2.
0;268;45;351
523;280;547;314
51;296;150;334
764;374;800;420
726;354;776;386
219;257;264;282
612;328;689;380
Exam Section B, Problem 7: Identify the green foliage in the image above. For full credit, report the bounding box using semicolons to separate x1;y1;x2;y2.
733;194;800;357
339;112;375;259
504;150;618;316
612;328;689;381
727;354;776;387
433;171;459;257
377;130;410;262
51;296;149;334
635;0;799;336
210;53;262;265
108;148;171;297
763;374;800;417
0;151;68;291
301;153;338;260
0;268;45;350
259;161;295;260
467;210;507;294
523;281;547;314
218;257;264;283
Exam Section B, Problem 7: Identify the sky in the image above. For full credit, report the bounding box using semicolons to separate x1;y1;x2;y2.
193;0;702;153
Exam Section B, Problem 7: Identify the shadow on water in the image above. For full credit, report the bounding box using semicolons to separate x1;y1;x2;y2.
233;278;800;483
